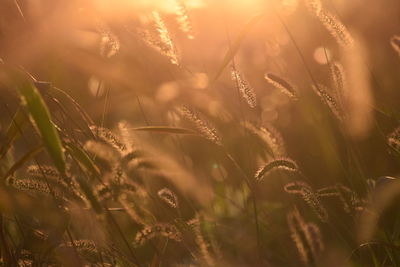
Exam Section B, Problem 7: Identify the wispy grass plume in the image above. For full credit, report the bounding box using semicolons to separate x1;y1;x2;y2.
264;73;298;99
318;11;354;48
231;66;257;108
27;164;60;179
255;158;298;181
99;30;120;58
287;207;324;265
152;11;179;65
243;122;286;157
175;0;195;39
90;125;127;152
158;188;179;208
330;61;346;102
306;0;353;48
318;184;365;213
134;223;182;247
178;106;222;145
285;181;329;222
119;194;146;225
388;126;400;151
191;215;215;266
305;0;322;15
312;83;342;120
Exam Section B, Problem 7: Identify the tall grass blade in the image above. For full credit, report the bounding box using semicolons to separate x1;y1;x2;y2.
13;72;66;173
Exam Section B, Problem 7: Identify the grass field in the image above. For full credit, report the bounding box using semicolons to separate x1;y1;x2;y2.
1;0;400;266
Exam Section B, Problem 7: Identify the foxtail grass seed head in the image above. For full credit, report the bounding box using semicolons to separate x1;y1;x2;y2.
284;181;328;222
305;223;324;254
390;35;400;57
388;135;400;152
264;73;298;99
175;0;195;39
318;184;364;213
336;185;365;213
6;177;65;199
90;126;127;152
99;30;120;58
158;188;179;208
25;166;81;200
187;217;200;228
287;207;324;265
312;84;342;120
32;229;49;241
231;66;257;108
320;185;353;213
192;214;215;266
243;122;286;157
118;121;134;153
27;165;60;179
59;240;112;261
388;126;400;151
134;223;182;247
302;192;329;222
61;239;98;253
284;181;312;194
260;126;286;156
178;106;222;145
318;11;354;48
288;213;308;264
317;186;340;197
152;11;179;65
84;140;119;163
255;158;298;181
119;194;145;225
330;61;346;99
305;0;322;15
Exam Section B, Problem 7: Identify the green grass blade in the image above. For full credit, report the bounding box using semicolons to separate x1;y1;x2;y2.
14;73;66;174
65;142;101;178
49;86;95;135
0;107;28;160
133;126;197;135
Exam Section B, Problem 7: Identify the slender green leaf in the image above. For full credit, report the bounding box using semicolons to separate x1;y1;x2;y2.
133;126;197;135
49;86;95;138
65;142;101;178
0;107;28;160
13;73;66;173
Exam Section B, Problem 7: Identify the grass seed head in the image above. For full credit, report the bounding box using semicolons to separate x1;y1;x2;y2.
264;73;298;100
158;188;179;208
134;223;182;247
231;66;257;108
390;35;400;57
175;0;195;39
